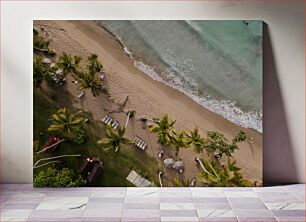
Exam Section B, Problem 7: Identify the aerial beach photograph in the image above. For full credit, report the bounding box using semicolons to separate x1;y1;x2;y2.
33;20;263;187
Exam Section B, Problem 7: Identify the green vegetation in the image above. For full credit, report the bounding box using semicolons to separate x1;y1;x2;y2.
34;167;85;187
198;158;254;187
97;126;131;154
33;57;56;88
232;130;247;144
33;29;56;56
148;113;253;187
149;113;176;145
77;71;103;97
48;108;87;144
58;52;82;76
33;30;161;187
72;53;105;97
170;129;188;156
87;53;103;73
184;127;205;154
169;177;190;187
33;29;254;187
204;131;241;159
33;90;159;187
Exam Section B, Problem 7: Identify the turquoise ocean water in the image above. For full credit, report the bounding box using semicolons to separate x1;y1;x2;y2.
96;20;263;133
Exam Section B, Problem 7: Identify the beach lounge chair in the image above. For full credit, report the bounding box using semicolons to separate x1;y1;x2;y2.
133;136;148;150
103;115;112;124
102;114;120;130
126;170;152;187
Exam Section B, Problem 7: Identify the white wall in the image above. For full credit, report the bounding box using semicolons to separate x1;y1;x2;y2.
1;1;305;184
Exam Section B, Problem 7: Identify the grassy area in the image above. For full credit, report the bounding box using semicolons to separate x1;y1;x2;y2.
33;87;160;187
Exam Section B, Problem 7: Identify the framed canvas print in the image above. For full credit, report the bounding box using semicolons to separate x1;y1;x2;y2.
33;20;262;187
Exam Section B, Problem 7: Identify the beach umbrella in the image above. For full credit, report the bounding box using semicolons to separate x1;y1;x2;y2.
56;69;63;75
163;158;175;168
173;160;184;172
43;58;52;65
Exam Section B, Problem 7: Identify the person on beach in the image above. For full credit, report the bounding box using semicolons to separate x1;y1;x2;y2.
158;149;164;158
248;137;254;144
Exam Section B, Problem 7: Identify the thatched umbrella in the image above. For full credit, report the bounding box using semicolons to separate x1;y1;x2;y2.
173;160;184;173
163;157;175;168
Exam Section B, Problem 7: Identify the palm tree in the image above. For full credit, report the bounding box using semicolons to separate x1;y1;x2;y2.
33;57;56;88
158;171;163;187
33;29;56;56
149;114;176;145
184;127;205;154
232;130;247;144
198;157;254;187
125;109;135;128
87;53;103;73
170;177;190;187
33;29;49;51
97;126;131;153
48;108;86;140
204;131;241;159
57;52;82;76
195;157;214;177
171;129;188;156
77;71;103;97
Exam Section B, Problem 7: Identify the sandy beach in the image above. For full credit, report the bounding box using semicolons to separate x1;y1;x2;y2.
35;20;262;183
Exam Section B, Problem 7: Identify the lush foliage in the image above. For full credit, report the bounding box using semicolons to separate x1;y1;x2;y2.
232;130;247;144
58;52;81;76
33;29;56;56
87;53;103;73
72;126;86;144
150;114;176;145
97;126;131;153
34;90;160;186
34;167;85;187
76;53;104;97
170;177;190;187
48;108;86;143
184;127;205;154
171;129;188;156
199;158;254;187
33;57;56;88
33;29;49;49
204;130;246;159
78;71;103;97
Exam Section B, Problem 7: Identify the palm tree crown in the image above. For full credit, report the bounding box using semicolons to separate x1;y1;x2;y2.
87;53;103;74
184;126;205;154
97;126;131;153
204;131;240;159
171;129;188;156
77;71;103;97
48;108;86;140
58;52;81;76
150;113;176;145
33;57;56;88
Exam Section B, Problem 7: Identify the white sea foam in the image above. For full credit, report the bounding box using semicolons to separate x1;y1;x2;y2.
119;35;262;133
